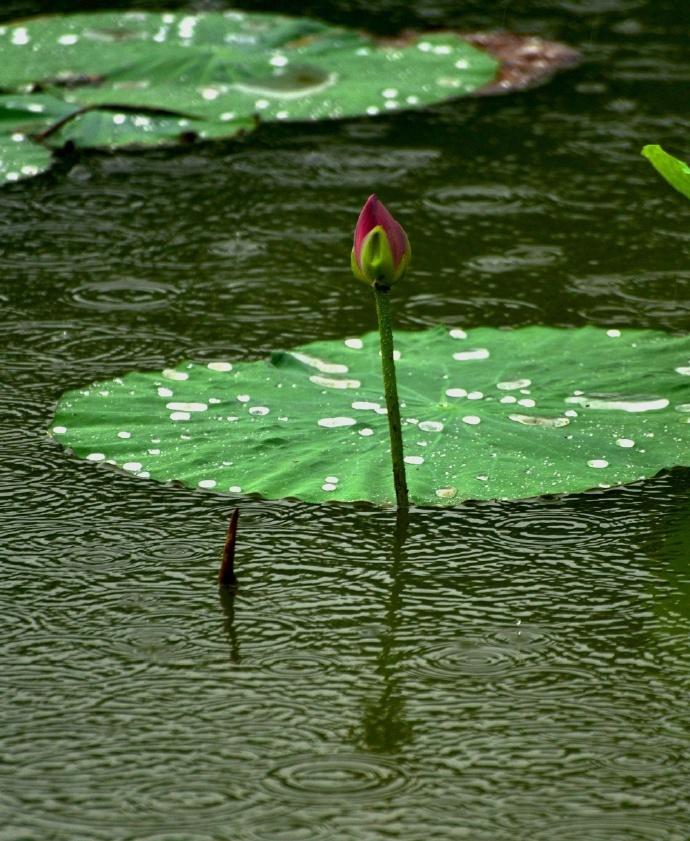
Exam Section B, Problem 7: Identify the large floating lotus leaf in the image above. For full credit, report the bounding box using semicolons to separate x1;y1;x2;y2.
642;144;690;202
0;11;577;184
51;326;690;506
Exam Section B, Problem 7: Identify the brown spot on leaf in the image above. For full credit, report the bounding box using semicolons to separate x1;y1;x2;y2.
464;31;580;94
377;30;580;94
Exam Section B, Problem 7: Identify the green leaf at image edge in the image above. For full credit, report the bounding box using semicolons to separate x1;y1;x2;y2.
50;325;690;507
642;144;690;202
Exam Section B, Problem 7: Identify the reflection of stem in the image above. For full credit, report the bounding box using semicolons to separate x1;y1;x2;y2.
219;588;241;665
358;511;412;753
373;285;408;510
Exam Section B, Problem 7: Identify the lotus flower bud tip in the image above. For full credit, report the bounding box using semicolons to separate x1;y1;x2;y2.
351;194;411;288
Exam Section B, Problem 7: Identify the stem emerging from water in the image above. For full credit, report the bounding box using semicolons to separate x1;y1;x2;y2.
373;285;408;510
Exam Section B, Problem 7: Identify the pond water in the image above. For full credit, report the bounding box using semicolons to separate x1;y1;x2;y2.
2;0;690;839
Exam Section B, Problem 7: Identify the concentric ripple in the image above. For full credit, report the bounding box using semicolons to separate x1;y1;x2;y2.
263;752;410;804
70;277;177;312
404;634;531;681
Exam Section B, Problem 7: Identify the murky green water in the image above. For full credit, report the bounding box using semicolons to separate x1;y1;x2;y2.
2;1;690;839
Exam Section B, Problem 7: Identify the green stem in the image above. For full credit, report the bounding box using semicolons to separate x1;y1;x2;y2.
373;285;408;510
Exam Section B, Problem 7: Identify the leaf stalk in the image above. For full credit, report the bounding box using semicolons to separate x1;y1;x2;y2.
373;285;408;510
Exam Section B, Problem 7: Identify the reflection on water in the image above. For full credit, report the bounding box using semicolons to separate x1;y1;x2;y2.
2;0;690;837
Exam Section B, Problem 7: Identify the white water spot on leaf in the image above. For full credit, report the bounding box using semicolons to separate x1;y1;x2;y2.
117;431;131;439
587;459;609;468
453;349;490;361
675;367;690;376
11;27;29;45
445;388;467;398
158;385;174;398
455;58;469;69
148;448;160;455
500;395;517;404
162;368;188;381
366;106;380;115
359;428;374;436
352;401;383;412
564;409;578;417
86;452;106;462
435;487;457;499
382;88;398;98
404;455;425;465
309;374;361;389
166;402;207;412
468;391;484;400
406;95;419;105
249;406;270;416
497;378;532;390
237;394;250;403
419;421;444;432
198;479;217;489
518;398;536;408
178;15;197;39
58;34;79;45
270;54;289;67
345;338;363;350
607;329;621;337
170;411;191;421
325;476;338;484
289;351;348;374
318;417;356;428
509;414;569;428
566;395;669;412
449;328;467;339
53;426;67;434
229;485;242;493
207;362;233;373
462;415;481;425
322;482;337;491
123;462;143;472
616;438;635;448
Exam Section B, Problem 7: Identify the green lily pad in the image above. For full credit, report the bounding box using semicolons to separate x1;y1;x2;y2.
0;10;576;185
50;325;690;506
642;144;690;202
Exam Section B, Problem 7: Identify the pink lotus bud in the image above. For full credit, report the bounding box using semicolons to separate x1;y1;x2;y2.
351;194;411;288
